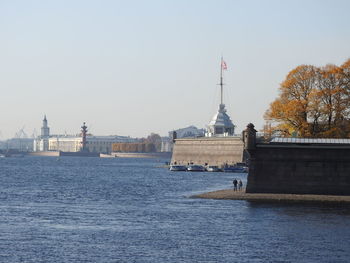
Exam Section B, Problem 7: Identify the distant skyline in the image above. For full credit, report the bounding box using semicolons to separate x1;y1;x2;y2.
1;0;350;139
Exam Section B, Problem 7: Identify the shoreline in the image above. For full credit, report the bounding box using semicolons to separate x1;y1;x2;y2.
191;189;350;204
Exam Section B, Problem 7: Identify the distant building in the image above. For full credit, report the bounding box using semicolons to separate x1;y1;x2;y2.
169;126;205;139
161;136;172;152
33;115;50;151
111;142;156;153
164;126;206;152
33;116;136;153
48;135;136;153
0;138;34;152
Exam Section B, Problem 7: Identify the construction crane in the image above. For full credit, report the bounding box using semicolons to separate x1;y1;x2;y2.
14;126;29;152
15;126;28;139
31;128;38;138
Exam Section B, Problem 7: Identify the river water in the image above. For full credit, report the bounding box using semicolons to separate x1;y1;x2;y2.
0;157;349;262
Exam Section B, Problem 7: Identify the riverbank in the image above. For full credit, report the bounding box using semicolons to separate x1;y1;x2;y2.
192;189;350;204
110;152;172;159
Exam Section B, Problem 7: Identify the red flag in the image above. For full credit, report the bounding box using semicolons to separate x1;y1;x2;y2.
221;60;227;70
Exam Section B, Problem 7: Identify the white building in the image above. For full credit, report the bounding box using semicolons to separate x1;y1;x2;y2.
163;126;205;152
160;137;172;152
33;115;50;151
48;135;135;153
169;126;205;139
33;116;136;153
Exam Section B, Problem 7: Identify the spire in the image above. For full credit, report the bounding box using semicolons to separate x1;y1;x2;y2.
206;58;234;137
42;115;48;128
219;56;227;105
220;56;224;105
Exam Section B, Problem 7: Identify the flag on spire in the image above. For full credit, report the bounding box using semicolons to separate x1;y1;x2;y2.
221;60;227;70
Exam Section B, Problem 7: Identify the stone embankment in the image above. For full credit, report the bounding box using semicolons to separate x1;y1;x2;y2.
192;189;350;204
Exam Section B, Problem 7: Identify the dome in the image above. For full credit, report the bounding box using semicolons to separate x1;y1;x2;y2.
206;104;235;137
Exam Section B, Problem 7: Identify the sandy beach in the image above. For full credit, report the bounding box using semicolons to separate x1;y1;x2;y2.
192;188;350;204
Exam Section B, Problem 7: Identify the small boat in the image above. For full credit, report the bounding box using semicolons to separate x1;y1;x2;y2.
222;166;247;173
206;166;221;172
169;165;188;171
187;165;206;172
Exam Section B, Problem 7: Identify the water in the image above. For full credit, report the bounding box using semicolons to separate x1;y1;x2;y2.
0;157;349;263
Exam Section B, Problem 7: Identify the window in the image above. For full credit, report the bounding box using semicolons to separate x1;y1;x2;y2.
215;127;224;134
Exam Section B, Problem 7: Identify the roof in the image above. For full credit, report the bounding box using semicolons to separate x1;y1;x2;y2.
208;104;234;128
271;137;350;144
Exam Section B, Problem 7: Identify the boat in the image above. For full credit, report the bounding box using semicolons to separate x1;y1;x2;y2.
235;162;249;173
187;165;206;172
206;166;221;172
222;166;247;173
169;165;188;171
0;153;23;158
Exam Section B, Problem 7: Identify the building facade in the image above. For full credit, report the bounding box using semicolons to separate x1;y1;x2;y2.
33;115;50;151
47;135;136;153
33;116;136;153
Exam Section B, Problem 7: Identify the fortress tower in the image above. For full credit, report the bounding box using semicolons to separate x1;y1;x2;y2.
40;115;50;151
41;115;50;138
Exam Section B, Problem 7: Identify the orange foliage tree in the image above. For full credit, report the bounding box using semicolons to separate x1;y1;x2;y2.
265;58;350;138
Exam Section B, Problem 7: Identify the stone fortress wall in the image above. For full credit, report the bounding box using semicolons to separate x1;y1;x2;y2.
244;124;350;195
171;137;244;166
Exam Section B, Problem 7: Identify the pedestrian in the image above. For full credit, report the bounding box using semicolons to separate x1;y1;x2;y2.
233;179;238;191
238;180;243;191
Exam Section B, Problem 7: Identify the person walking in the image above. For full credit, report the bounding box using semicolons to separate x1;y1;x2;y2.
233;179;238;191
238;180;243;191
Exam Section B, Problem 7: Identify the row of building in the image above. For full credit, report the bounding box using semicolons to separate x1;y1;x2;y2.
0;116;212;154
33;116;138;153
31;115;211;154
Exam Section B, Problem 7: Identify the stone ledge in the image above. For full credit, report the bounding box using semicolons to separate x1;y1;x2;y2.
191;189;350;204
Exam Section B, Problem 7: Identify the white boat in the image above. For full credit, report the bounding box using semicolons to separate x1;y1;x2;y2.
206;166;221;172
169;165;188;171
187;165;206;172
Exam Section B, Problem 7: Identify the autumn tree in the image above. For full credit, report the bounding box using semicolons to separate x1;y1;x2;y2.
341;59;350;87
315;64;347;137
145;133;162;152
265;65;318;136
265;59;350;138
340;58;350;113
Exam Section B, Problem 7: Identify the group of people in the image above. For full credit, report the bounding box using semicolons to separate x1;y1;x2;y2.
232;179;243;191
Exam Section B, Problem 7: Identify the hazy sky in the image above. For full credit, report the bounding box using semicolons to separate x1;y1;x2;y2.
1;0;349;139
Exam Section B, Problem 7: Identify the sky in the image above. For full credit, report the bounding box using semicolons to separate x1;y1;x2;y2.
1;0;350;139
